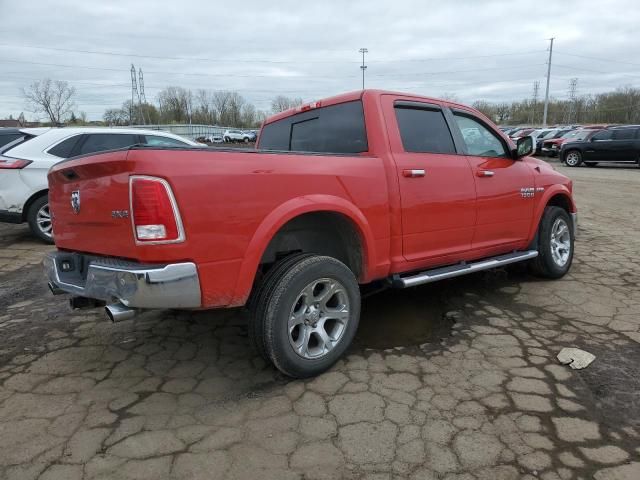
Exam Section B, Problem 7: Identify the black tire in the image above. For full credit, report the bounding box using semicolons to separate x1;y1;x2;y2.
26;195;54;244
244;137;249;143
584;162;597;167
247;253;314;361
261;255;360;378
530;206;574;279
564;149;582;167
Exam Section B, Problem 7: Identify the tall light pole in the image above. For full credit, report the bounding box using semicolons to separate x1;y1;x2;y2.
359;47;368;90
542;37;554;127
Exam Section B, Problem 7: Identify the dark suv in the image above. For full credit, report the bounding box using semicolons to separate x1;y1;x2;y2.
560;126;640;167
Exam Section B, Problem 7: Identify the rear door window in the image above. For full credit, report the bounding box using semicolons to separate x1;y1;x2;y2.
592;130;613;141
260;100;368;154
48;135;82;158
77;134;139;155
394;106;456;154
612;129;636;140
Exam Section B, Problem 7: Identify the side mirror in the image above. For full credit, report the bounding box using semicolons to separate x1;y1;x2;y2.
513;135;533;159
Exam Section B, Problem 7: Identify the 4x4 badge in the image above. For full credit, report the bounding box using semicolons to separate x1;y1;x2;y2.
71;191;80;214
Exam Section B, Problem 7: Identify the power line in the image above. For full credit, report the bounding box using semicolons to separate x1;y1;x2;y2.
556;51;640;68
552;63;640;78
0;42;546;64
0;57;549;80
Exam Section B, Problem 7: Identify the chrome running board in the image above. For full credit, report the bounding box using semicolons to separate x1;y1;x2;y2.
393;250;539;288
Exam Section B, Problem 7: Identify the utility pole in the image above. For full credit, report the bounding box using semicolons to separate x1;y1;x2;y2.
567;78;578;124
359;47;368;90
531;81;540;124
542;37;554;127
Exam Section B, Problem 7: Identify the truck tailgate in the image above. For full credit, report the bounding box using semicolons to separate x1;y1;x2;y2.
48;150;144;260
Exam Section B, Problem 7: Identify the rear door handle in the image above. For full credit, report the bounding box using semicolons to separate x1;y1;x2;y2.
403;169;425;178
477;170;495;177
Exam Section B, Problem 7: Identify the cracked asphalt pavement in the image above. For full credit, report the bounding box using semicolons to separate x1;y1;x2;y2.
0;163;639;479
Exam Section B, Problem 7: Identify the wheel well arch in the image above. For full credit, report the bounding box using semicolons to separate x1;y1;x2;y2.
259;211;364;279
21;189;48;221
545;193;572;213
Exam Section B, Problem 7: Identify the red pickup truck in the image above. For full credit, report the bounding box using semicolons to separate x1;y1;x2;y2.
45;90;576;378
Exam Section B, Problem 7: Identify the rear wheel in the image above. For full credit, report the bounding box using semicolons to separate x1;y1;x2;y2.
248;253;314;361
530;206;574;279
564;150;582;167
259;255;360;378
26;195;54;244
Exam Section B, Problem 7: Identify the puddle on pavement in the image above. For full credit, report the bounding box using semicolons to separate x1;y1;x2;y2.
352;283;452;350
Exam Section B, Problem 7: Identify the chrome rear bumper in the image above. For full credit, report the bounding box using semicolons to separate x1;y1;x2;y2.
44;252;201;309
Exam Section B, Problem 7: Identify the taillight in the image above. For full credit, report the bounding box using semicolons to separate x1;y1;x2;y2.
130;176;184;244
0;158;32;169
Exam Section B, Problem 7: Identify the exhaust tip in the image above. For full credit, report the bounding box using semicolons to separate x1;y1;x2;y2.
105;303;137;323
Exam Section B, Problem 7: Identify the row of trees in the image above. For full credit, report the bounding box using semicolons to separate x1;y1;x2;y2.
473;86;640;125
21;78;640;127
21;79;304;127
103;89;304;127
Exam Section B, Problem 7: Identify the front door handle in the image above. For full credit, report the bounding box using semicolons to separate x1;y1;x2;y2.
477;170;495;177
403;169;425;178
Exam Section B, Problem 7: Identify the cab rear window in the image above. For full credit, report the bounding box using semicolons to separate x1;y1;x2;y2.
259;100;368;154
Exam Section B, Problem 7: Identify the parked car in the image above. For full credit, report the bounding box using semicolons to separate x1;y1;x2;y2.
0;127;198;242
44;90;576;378
544;128;605;158
533;129;561;155
561;125;640;167
223;129;254;143
541;129;578;156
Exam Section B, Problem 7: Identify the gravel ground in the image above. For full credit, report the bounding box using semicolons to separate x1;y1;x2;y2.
0;161;638;479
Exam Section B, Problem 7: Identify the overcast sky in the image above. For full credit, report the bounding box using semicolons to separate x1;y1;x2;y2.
1;0;639;121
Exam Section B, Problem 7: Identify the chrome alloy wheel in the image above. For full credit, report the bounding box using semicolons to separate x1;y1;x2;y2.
565;151;581;167
36;203;53;239
288;278;350;359
550;218;571;267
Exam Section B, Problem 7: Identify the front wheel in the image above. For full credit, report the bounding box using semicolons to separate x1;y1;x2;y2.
564;150;582;167
27;195;54;244
259;255;360;378
530;206;574;279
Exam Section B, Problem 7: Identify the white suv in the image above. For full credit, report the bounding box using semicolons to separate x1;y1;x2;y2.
223;129;253;143
0;127;198;242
